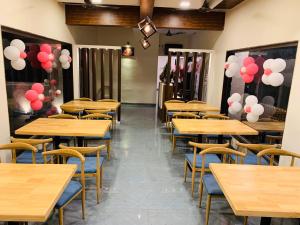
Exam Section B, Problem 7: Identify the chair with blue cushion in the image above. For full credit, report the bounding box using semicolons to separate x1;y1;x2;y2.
165;99;185;131
82;113;112;160
97;99;118;127
185;142;229;197
85;109;116;129
187;100;206;104
231;142;276;165
198;147;246;225
61;106;84;119
42;149;85;225
257;148;300;166
172;112;200;153
0;142;37;163
59;144;106;204
11;137;53;164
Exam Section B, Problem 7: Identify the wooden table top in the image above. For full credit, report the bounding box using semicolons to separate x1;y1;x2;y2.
243;121;285;132
164;103;219;112
172;119;258;135
62;100;120;111
0;163;76;222
15;118;111;137
210;163;300;218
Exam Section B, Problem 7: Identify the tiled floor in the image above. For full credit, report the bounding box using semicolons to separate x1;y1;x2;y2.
35;105;298;225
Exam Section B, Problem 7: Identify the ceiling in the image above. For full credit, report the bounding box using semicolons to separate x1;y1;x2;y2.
58;0;207;10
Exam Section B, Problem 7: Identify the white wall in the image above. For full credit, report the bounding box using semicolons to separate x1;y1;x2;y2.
208;0;300;165
0;0;76;161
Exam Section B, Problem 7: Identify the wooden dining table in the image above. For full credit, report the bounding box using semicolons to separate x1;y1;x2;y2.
61;100;120;111
0;163;76;222
210;163;300;225
243;121;285;132
164;102;219;112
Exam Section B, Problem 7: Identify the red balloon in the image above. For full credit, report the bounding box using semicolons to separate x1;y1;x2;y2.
25;90;38;102
30;100;43;111
242;74;254;83
37;52;49;63
246;63;259;75
41;61;52;70
245;106;252;113
40;44;52;54
20;52;27;59
50;79;57;86
264;68;272;76
31;83;44;94
243;57;255;66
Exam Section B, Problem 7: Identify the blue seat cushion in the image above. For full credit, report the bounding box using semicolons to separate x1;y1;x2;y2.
167;112;175;116
185;153;221;168
203;174;223;195
16;151;51;164
205;134;232;139
107;111;116;116
56;180;82;208
230;152;269;165
173;129;198;137
84;131;111;140
67;156;105;173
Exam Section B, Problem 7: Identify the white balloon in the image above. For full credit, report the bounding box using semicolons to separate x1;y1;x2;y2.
231;102;242;113
59;55;68;64
228;107;235;115
271;58;286;73
261;74;270;85
245;95;258;106
61;49;70;56
62;62;70;69
231;93;241;102
56;90;62;95
227;55;238;63
38;94;45;101
225;69;234;78
246;113;259;123
4;46;20;61
263;59;274;69
227;97;233;104
11;58;26;70
244;104;252;113
10;39;26;52
228;62;239;72
252;104;264;116
269;72;284;87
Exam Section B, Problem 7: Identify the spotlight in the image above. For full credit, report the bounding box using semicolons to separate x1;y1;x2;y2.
138;16;157;38
140;38;150;49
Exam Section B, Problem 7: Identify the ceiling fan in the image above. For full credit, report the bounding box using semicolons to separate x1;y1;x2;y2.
165;29;185;36
66;0;120;9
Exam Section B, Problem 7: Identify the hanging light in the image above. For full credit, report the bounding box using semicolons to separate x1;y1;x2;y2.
138;16;157;38
140;38;150;49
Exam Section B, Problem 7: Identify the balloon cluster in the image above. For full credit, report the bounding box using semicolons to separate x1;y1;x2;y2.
59;49;72;69
227;93;242;115
37;44;55;73
3;39;27;70
240;57;259;83
224;55;239;78
24;83;45;111
262;58;286;87
244;95;264;123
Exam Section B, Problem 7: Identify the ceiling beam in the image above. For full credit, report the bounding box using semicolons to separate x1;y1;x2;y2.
140;0;155;19
65;5;225;30
214;0;245;9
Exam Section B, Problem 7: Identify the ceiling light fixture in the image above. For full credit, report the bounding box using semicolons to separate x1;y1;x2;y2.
138;16;157;38
179;1;191;9
140;38;151;49
90;0;102;4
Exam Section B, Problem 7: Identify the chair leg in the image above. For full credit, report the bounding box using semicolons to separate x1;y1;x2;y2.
184;160;188;182
172;136;176;153
205;195;211;225
106;140;111;160
244;216;248;225
81;191;85;220
100;166;103;188
198;180;204;208
96;171;100;204
191;170;196;197
58;208;64;225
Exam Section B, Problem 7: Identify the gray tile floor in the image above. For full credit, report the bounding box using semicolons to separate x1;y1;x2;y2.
34;105;298;225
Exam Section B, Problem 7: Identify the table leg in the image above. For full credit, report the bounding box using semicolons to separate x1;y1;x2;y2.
218;135;224;144
53;136;61;149
260;217;271;225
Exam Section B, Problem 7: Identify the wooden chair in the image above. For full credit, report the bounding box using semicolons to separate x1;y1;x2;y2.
96;99;118;127
75;97;92;101
232;142;277;165
10;137;53;164
257;148;300;166
59;144;106;204
172;112;200;153
187;100;206;104
97;99;117;102
185;142;230;197
60;106;84;118
265;135;283;144
81;113;112;160
165;100;185;130
198;147;246;225
48;114;78;119
43;149;85;225
85;109;116;129
0;143;37;163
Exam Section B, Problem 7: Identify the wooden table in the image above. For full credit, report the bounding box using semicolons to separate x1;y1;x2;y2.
172;119;258;135
243;121;285;132
62;100;120;111
210;164;300;225
164;103;219;112
0;163;76;222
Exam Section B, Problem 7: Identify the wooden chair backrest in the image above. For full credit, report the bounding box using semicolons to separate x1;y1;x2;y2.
265;135;283;144
0;143;37;163
97;99;117;102
85;109;111;114
236;142;277;154
60;106;84;114
257;148;300;166
203;114;229;120
81;113;112;120
187;100;206;104
48;114;78;119
75;97;92;101
173;112;200;119
165;100;184;103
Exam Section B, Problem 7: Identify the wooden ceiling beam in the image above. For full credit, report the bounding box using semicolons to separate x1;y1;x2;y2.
65;5;225;30
140;0;155;19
